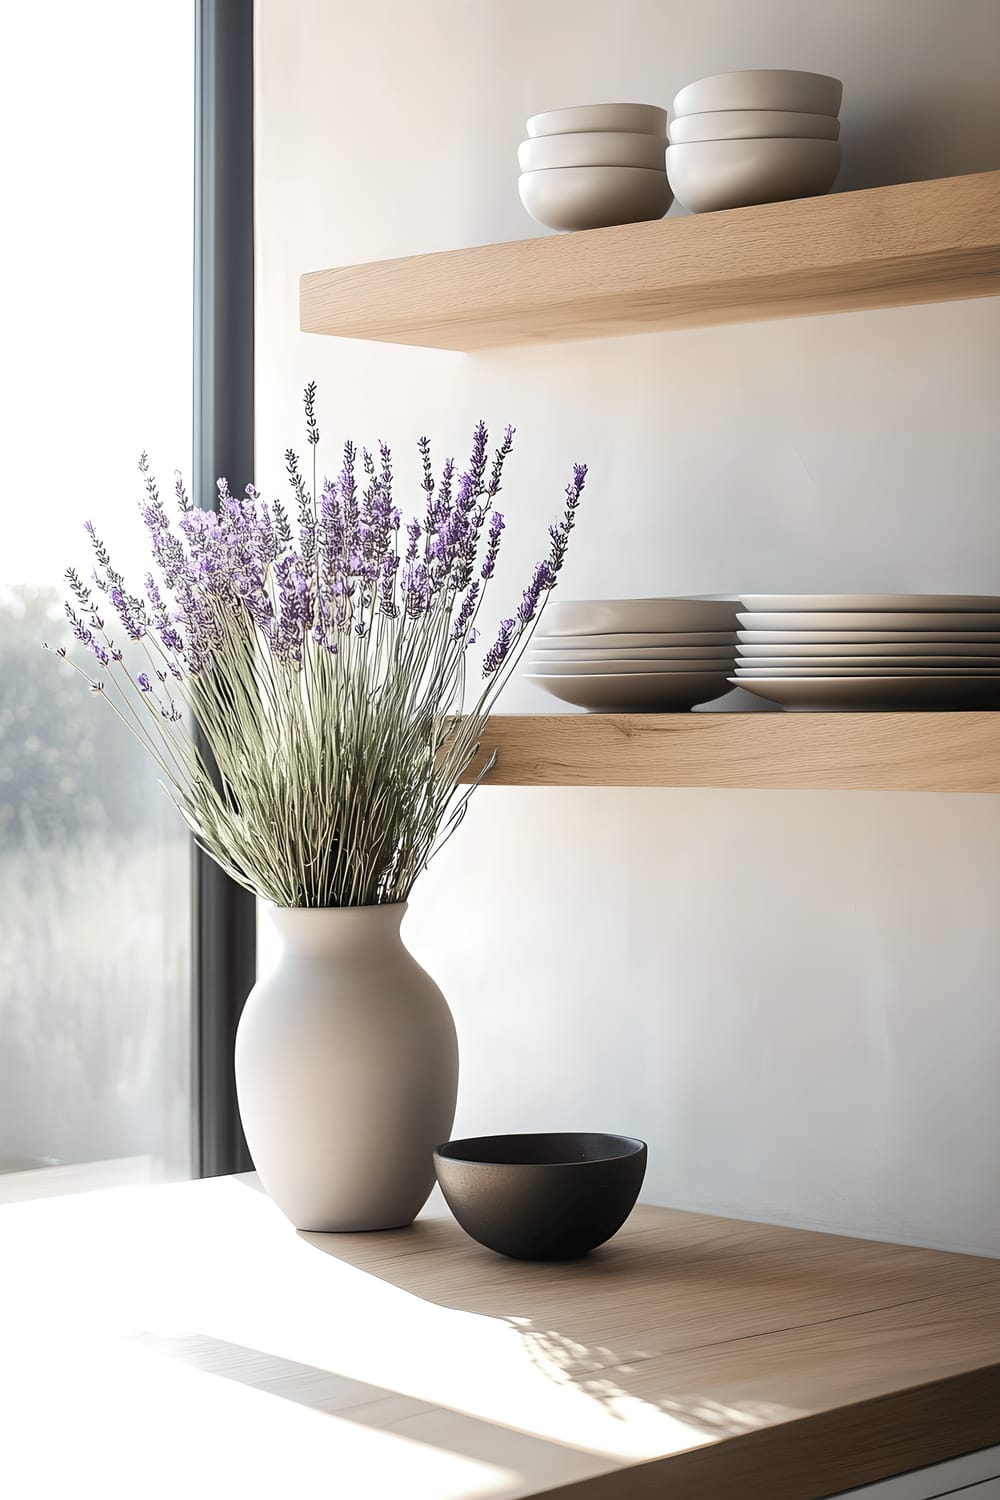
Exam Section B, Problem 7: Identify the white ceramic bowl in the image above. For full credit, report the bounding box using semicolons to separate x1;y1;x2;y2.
527;102;668;139
666;138;841;213
519;165;672;232
518;130;668;172
545;598;739;635
668;108;839;144
672;70;842;118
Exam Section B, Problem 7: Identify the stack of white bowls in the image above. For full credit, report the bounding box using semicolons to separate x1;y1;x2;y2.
518;103;672;232
524;597;738;711
732;594;1000;710
666;70;842;213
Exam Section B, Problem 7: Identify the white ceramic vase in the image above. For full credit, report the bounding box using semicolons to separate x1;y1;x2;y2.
235;903;458;1232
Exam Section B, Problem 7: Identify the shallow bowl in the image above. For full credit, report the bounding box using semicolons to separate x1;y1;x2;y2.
666;137;841;213
526;102;667;139
668;108;839;143
526;670;732;711
535;629;738;649
434;1132;647;1261
527;654;734;674
518;165;672;232
518;130;668;172
672;69;842;118
530;643;735;663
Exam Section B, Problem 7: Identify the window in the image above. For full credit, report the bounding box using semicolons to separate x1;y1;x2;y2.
0;2;195;1195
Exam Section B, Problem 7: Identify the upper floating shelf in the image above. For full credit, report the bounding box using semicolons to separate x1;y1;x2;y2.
459;712;1000;792
300;170;1000;350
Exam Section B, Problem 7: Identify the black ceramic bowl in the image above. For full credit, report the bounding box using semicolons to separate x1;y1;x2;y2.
434;1132;647;1261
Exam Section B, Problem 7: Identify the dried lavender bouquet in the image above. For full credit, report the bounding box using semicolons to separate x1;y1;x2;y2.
51;387;586;906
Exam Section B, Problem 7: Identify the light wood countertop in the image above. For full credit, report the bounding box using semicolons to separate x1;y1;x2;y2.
1;1175;997;1498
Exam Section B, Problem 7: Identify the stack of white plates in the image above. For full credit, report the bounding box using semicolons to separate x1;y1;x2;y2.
526;597;738;711
732;594;1000;709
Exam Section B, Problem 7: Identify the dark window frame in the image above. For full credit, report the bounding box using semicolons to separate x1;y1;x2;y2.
192;0;256;1177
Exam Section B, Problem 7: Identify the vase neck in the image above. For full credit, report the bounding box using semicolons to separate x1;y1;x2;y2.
269;903;408;957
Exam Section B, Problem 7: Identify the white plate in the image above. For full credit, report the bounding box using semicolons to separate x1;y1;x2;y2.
738;612;1000;631
545;598;738;635
730;676;1000;710
527;657;731;676
731;663;1000;675
737;640;1000;658
738;629;1000;645
530;645;735;662
526;671;731;712
740;594;1000;612
534;630;737;649
735;666;1000;678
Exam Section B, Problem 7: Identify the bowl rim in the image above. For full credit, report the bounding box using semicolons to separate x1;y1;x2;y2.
673;67;841;85
666;137;841;151
435;1131;647;1167
669;106;838;121
528;102;667;121
519;128;672;148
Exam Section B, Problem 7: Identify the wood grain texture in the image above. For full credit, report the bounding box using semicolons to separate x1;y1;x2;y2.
300;172;1000;349
2;1179;998;1499
458;712;1000;791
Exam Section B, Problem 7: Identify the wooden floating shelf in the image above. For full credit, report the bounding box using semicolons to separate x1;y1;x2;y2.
301;171;1000;349
460;712;1000;792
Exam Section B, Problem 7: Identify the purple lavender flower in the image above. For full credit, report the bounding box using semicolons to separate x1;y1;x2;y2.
65;601;110;666
108;583;148;641
145;573;185;655
517;561;556;626
451;580;480;643
467;420;488;492
379;553;400;619
546;462;588;575
285;447;316;573
425;454;454;538
174;470;192;512
418;435;435;512
340;441;360;553
487;425;514;498
483;616;516;676
481;510;505;580
401;560;432;617
58;394;589;827
271;554;313;664
304;380;320;447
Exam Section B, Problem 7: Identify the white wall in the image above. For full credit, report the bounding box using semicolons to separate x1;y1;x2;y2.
254;0;1000;1255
